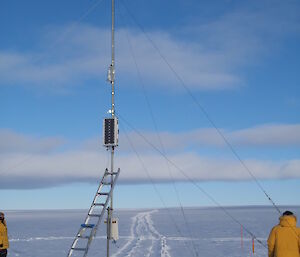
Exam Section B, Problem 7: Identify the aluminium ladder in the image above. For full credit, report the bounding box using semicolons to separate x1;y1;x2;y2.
67;168;120;257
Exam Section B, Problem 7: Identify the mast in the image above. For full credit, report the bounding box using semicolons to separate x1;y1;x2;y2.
67;1;119;256
107;0;115;257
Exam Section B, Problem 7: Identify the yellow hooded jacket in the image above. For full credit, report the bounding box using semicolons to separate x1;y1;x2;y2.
0;220;9;250
267;215;300;257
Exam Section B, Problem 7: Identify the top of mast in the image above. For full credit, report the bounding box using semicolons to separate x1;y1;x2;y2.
111;0;115;118
105;0;118;148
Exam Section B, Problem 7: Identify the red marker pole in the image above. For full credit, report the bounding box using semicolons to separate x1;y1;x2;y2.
252;237;255;254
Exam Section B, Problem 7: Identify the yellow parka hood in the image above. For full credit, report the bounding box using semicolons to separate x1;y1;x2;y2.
268;214;300;257
279;215;297;227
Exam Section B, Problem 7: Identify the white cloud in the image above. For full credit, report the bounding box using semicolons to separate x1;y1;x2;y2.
228;124;300;146
0;124;299;189
0;26;239;91
0;150;299;189
189;0;300;63
0;129;64;154
91;124;300;152
1;1;299;92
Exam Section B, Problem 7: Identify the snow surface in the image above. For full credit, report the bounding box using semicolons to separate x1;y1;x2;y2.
4;206;300;257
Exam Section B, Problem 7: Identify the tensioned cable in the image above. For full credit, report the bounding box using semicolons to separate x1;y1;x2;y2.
31;0;106;65
117;6;200;257
0;0;106;177
119;1;300;242
119;0;281;216
124;38;200;257
119;113;268;249
121;124;198;257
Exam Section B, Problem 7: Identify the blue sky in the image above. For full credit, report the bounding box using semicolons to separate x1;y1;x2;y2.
0;0;300;210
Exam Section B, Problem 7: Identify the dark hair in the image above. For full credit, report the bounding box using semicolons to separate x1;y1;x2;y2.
283;210;294;216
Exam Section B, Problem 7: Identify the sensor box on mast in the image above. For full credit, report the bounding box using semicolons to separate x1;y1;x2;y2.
104;218;119;241
103;117;119;147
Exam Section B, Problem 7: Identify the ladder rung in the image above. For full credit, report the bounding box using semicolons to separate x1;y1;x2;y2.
98;192;109;195
71;247;86;251
94;203;105;206
102;182;112;185
81;224;95;228
88;214;101;217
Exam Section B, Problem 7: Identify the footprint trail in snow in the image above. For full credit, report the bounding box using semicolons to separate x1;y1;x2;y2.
112;210;171;257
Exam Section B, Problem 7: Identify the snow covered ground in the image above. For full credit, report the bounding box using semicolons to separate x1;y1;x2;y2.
4;206;300;257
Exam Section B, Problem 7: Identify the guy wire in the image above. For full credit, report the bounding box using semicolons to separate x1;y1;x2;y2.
119;113;268;249
117;5;200;256
120;0;281;216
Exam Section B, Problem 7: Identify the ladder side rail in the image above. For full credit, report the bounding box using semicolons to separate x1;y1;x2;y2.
86;168;110;222
67;168;109;257
83;200;109;257
83;169;120;257
93;168;120;235
83;167;109;223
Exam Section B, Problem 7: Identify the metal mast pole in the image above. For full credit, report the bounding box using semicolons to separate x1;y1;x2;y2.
111;0;115;119
107;0;115;257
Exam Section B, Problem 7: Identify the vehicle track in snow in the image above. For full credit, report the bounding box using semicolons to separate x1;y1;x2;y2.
112;210;171;257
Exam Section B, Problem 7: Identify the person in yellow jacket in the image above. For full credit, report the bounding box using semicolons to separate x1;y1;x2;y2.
268;210;300;257
0;212;9;257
